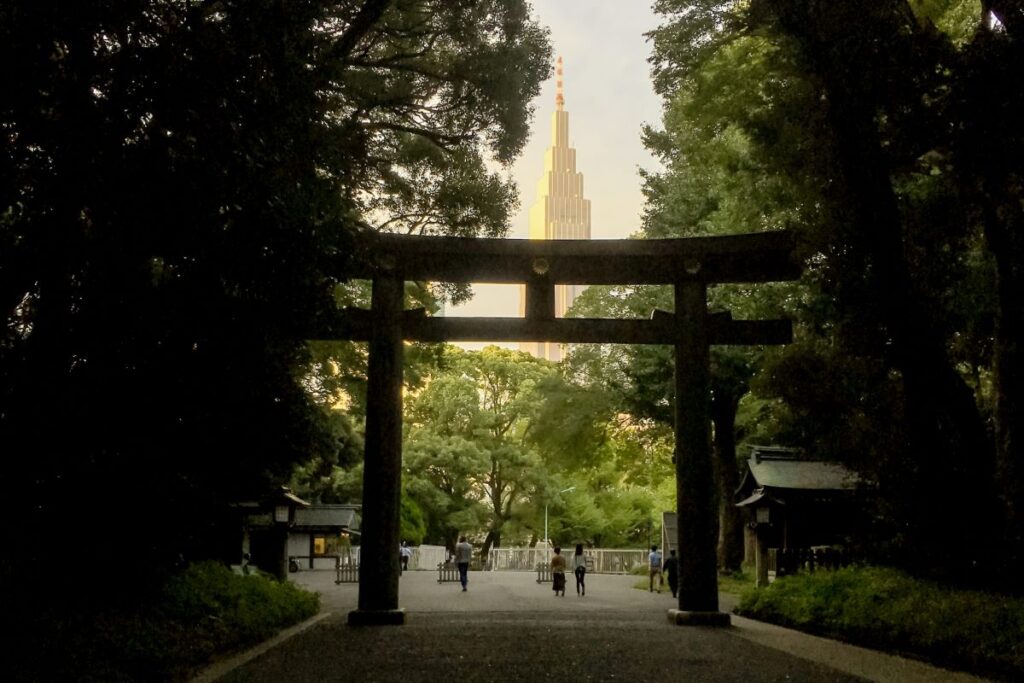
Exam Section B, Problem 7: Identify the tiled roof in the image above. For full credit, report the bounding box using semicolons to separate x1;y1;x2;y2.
246;504;361;531
748;455;858;491
294;505;359;529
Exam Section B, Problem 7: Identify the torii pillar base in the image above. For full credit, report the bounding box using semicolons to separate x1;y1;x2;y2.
348;608;406;626
667;609;731;627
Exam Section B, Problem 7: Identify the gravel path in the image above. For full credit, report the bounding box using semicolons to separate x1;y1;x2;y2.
195;569;992;683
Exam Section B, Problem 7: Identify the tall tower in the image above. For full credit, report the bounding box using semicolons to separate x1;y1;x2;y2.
520;57;592;361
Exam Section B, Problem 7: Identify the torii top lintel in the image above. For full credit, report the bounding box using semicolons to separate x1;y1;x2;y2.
347;230;800;285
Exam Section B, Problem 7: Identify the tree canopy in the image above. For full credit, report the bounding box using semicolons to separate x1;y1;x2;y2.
643;0;1023;584
387;344;673;554
6;0;1023;605
0;0;551;593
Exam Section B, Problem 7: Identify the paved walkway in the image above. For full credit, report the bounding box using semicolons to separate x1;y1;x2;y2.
193;569;993;683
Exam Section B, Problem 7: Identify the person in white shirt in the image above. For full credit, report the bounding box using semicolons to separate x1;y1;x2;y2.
399;541;413;573
571;543;588;596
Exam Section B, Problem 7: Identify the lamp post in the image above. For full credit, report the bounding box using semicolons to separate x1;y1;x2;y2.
544;486;576;560
269;486;309;581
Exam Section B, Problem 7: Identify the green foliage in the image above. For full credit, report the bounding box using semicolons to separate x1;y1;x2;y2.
11;561;319;682
0;0;552;594
644;0;1022;580
400;493;428;546
290;409;366;503
594;485;662;549
404;430;491;546
750;340;907;475
526;373;614;471
737;566;1024;679
161;561;319;650
402;346;554;549
717;570;754;596
400;344;675;551
910;0;983;45
568;29;815;569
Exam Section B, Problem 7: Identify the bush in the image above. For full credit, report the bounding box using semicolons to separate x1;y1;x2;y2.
11;561;320;682
737;566;1024;679
160;561;319;659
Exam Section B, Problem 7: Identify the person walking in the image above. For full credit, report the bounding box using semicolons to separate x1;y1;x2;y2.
648;544;663;593
399;541;413;573
550;546;567;596
455;536;473;591
663;548;679;598
571;543;587;596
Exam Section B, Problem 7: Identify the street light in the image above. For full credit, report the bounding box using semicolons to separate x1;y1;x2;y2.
544;486;576;558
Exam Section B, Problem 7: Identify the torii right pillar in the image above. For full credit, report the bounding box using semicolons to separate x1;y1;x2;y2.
670;280;731;626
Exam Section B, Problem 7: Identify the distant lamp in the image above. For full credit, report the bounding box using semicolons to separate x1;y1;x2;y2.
274;505;291;524
270;486;309;527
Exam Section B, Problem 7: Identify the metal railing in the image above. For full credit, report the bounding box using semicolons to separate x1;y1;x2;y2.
489;548;645;574
331;547;647;582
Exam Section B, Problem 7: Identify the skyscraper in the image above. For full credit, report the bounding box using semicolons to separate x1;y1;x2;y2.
520;57;592;361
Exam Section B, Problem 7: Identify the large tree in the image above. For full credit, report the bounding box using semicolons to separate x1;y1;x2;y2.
0;0;550;596
949;0;1024;571
404;346;555;556
647;0;1020;581
742;0;1001;578
401;344;663;553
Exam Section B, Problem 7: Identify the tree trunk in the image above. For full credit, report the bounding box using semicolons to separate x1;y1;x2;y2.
959;21;1024;581
481;528;499;561
768;1;996;577
831;96;994;576
712;391;744;573
991;236;1024;568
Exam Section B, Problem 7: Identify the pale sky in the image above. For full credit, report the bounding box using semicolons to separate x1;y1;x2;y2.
448;0;665;338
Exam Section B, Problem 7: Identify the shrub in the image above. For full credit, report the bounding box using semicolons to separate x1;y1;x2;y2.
13;561;320;682
737;566;1024;679
160;561;319;657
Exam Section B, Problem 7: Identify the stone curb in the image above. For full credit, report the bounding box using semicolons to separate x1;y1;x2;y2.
189;612;333;683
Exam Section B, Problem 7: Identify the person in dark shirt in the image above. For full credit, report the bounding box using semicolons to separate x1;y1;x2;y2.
455;536;473;591
663;548;679;598
550;546;567;596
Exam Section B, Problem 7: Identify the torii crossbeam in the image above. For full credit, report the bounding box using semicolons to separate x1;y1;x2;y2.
328;231;801;626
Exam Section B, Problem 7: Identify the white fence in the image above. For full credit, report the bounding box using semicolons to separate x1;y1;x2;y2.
488;547;647;574
328;545;647;578
411;544;447;570
336;545;446;570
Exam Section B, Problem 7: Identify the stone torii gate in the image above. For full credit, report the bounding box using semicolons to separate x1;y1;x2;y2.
334;230;800;626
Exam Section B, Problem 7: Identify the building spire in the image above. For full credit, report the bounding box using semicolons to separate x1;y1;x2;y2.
555;56;564;110
520;53;590;362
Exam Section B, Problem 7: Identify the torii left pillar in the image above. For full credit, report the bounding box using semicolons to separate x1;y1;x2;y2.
348;272;405;625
